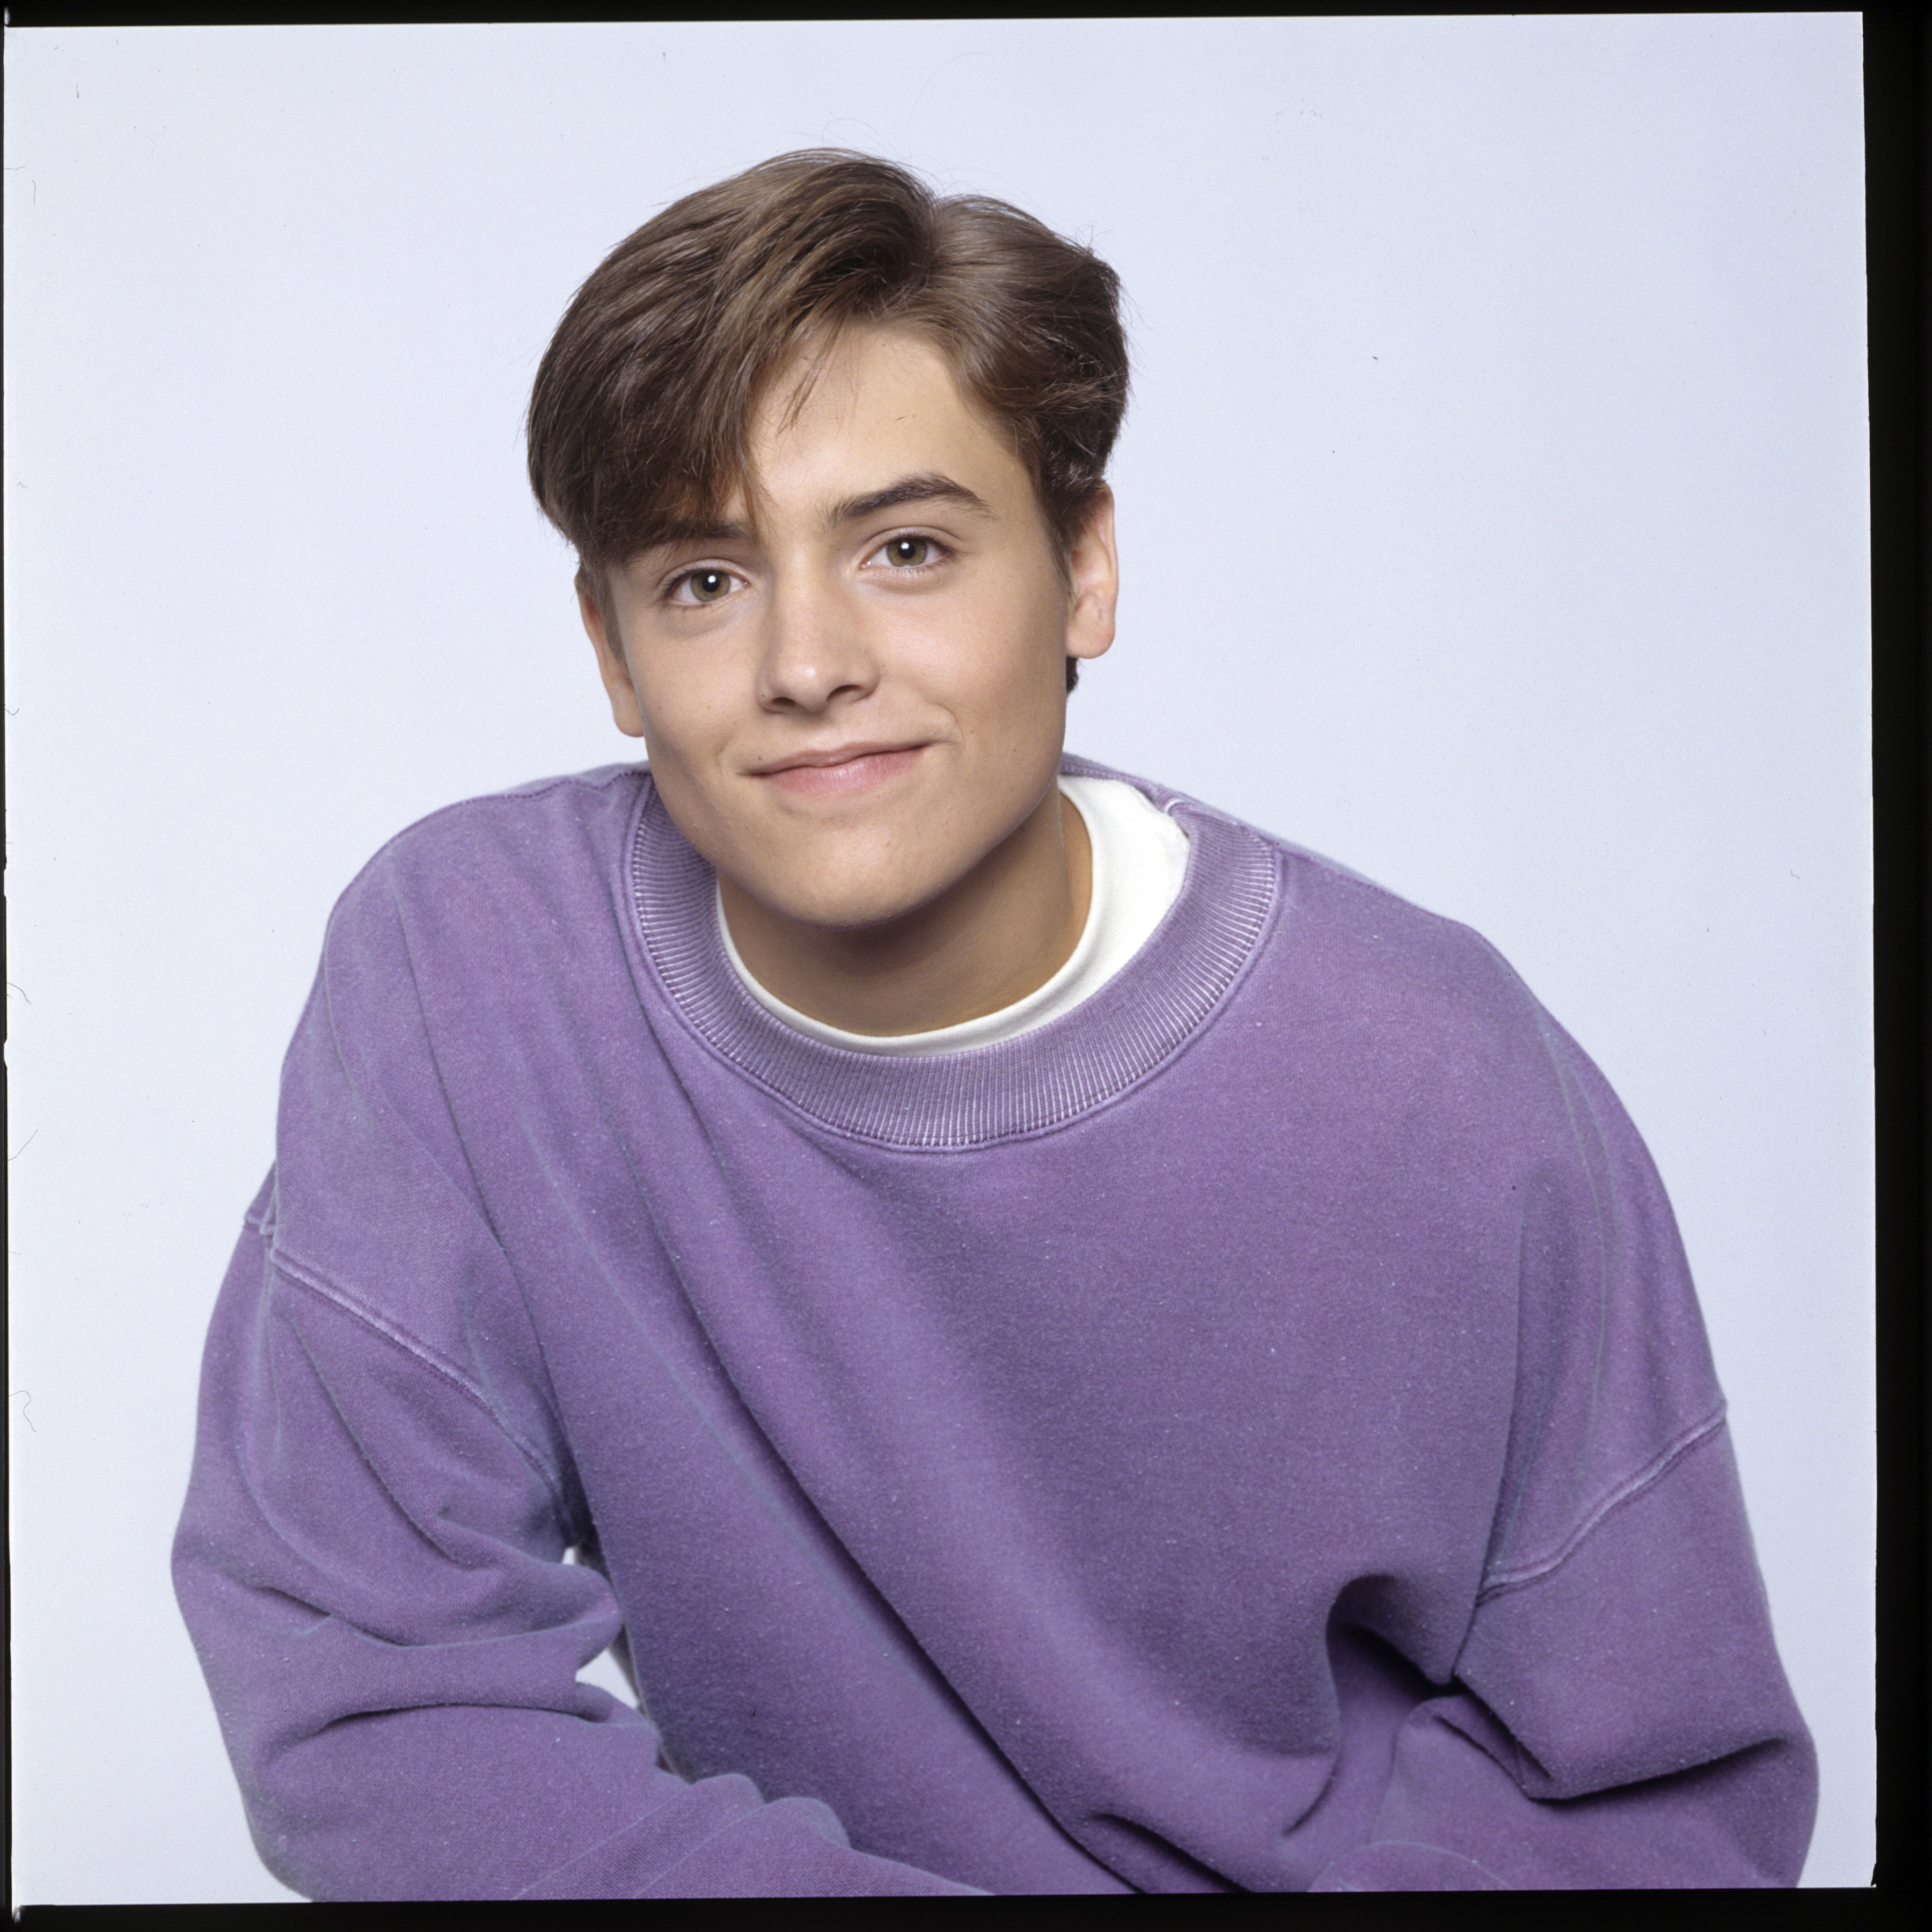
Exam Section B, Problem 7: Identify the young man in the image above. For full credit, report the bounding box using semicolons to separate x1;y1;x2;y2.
173;152;1816;1897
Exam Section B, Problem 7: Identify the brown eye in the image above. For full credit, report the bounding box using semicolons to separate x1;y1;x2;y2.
686;569;734;603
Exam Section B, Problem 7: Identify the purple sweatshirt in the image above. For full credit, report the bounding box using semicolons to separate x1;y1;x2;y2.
172;758;1816;1897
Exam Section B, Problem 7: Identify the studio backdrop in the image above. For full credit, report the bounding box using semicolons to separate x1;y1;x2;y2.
6;17;1870;1899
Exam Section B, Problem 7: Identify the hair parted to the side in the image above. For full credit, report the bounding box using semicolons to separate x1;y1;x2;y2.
526;150;1130;693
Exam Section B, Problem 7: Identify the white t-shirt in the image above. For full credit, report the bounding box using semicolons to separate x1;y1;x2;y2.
717;774;1191;1056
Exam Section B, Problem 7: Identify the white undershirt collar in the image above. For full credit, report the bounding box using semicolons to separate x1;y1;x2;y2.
716;774;1191;1056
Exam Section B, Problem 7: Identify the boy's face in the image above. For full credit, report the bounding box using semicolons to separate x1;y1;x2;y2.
582;327;1116;935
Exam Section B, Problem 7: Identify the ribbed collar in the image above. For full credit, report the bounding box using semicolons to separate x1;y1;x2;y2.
626;755;1280;1149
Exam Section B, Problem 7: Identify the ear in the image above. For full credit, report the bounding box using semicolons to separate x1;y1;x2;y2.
1064;486;1118;666
578;572;648;738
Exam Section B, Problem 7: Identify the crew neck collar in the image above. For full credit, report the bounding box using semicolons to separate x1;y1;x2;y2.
626;756;1280;1148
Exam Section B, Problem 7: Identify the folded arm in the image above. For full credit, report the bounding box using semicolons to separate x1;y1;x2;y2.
1311;1386;1814;1887
172;1211;983;1901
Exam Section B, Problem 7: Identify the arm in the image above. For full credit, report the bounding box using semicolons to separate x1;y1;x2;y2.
173;1194;983;1900
172;838;983;1902
1314;984;1816;1891
1311;1419;1815;1890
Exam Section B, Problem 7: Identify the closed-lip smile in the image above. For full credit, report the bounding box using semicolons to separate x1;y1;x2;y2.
751;741;925;775
750;741;930;796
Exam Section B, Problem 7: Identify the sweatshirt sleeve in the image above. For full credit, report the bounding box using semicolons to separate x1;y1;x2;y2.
172;1198;983;1901
171;855;983;1901
1309;996;1818;1891
1308;1423;1816;1890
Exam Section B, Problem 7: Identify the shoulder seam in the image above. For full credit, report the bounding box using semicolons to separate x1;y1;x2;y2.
1476;1403;1728;1602
267;1245;573;1523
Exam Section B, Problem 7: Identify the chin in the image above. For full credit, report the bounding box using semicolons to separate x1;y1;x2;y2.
728;823;969;932
771;881;937;935
743;850;957;934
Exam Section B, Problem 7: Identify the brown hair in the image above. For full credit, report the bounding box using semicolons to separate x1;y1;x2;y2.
526;151;1129;691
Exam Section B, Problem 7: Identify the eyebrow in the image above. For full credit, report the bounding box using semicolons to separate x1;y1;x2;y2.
639;473;993;561
822;473;994;528
640;515;752;552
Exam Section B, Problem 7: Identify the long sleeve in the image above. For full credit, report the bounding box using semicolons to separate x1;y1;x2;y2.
1308;992;1817;1890
1309;1423;1814;1889
173;1194;982;1900
170;835;984;1901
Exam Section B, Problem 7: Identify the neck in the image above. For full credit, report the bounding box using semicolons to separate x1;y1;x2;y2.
718;787;1092;1037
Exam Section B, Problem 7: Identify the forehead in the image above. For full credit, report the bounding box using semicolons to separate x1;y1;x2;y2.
742;327;1022;503
624;327;1045;566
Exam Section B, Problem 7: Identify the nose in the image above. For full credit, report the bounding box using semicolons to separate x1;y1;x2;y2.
756;574;878;714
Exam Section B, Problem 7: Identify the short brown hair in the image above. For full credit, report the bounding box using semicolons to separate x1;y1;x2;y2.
526;151;1129;689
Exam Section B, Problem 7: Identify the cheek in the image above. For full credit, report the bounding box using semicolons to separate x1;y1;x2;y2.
925;570;1069;697
987;580;1074;702
630;664;736;769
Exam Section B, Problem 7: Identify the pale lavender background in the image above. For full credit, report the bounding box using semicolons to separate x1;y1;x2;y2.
6;17;1870;1899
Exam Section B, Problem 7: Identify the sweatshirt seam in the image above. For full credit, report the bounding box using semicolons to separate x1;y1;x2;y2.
1469;922;1663;1599
506;1798;748;1900
266;1245;573;1524
627;1802;825;1900
1491;993;1616;1581
1475;1402;1728;1601
1335;1839;1511;1887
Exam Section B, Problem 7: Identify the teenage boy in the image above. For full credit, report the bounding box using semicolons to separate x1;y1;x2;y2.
174;152;1816;1898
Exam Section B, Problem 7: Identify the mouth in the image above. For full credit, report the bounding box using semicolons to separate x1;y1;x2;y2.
751;742;928;798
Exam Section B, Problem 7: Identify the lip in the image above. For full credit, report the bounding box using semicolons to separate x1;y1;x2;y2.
750;741;928;797
751;740;925;774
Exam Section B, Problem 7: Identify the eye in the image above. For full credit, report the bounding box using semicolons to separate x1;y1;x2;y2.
868;535;946;570
668;567;741;606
